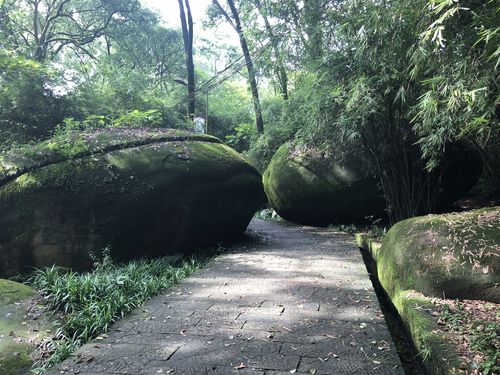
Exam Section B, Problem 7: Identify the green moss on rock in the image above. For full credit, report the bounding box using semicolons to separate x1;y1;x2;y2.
0;279;34;304
373;208;500;373
0;279;54;375
0;128;266;277
379;207;500;303
392;291;461;374
355;233;370;250
263;143;385;225
0;128;220;187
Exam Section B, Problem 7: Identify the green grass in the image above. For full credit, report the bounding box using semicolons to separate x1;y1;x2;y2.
28;247;224;372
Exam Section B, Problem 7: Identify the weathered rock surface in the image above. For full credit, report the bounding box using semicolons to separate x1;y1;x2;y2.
0;279;54;374
0;128;266;277
263;143;385;225
379;207;500;303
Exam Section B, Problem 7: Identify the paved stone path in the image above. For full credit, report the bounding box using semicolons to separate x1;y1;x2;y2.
50;219;404;375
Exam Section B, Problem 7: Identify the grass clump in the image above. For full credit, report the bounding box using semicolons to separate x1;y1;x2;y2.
28;247;222;372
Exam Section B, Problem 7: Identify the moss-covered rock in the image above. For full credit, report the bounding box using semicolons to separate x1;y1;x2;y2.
0;279;54;374
391;291;461;375
372;208;499;373
262;143;385;225
0;128;266;277
355;233;382;260
379;207;500;304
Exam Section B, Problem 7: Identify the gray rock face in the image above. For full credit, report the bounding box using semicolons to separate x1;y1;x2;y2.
0;128;266;277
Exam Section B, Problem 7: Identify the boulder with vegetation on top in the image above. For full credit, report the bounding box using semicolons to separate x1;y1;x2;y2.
379;206;500;303
0;128;266;277
263;142;385;225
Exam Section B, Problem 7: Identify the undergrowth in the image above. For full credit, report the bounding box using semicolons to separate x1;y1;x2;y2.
254;208;283;221
439;302;499;374
328;216;387;239
28;246;225;373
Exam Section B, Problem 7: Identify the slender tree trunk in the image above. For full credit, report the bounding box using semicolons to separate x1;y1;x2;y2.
254;0;288;100
303;0;323;62
213;0;264;133
178;0;195;118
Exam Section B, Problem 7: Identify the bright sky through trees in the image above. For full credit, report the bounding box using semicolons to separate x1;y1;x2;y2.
141;0;238;48
141;0;211;27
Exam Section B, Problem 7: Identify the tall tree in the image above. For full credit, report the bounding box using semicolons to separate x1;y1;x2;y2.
177;0;195;119
0;0;143;61
253;0;288;100
212;0;264;133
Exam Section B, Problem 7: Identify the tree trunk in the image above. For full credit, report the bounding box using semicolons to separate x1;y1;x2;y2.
303;0;324;62
178;0;195;119
255;0;288;100
213;0;264;133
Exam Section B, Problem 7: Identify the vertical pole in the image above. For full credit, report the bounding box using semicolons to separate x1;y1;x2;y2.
205;90;209;134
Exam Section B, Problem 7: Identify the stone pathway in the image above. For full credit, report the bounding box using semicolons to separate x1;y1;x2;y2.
49;219;404;375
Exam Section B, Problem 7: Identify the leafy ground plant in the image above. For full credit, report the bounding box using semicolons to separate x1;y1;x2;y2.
328;216;387;239
28;247;224;372
435;299;500;374
254;208;283;221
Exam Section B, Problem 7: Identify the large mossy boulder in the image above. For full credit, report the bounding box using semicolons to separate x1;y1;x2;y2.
379;207;500;303
0;128;266;277
0;279;55;374
262;143;385;225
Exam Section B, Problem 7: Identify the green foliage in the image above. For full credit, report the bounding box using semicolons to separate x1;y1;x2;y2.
1;109;174;170
245;93;296;171
246;0;496;220
0;0;150;61
225;123;256;151
411;0;500;170
253;208;283;221
0;0;187;150
406;0;500;193
110;110;164;128
328;220;386;239
0;51;67;148
205;80;254;140
439;302;500;374
29;247;225;370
